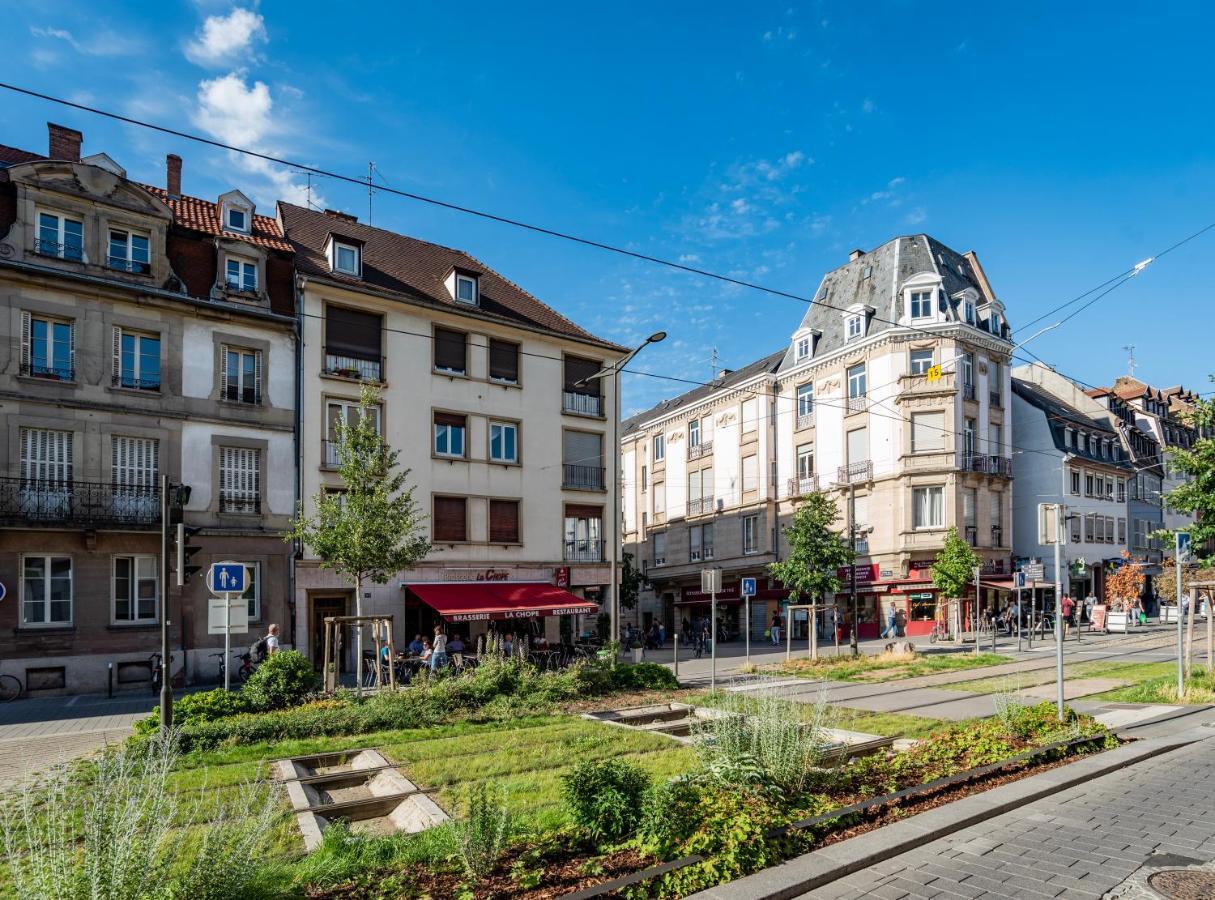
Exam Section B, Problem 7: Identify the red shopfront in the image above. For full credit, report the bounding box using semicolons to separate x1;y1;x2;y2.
834;564;885;639
676;578;791;641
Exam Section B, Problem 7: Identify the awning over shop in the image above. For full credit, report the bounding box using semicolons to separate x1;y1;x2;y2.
405;582;598;623
981;578;1053;591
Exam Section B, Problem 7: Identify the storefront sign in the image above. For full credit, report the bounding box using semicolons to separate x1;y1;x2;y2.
553;567;570;588
443;568;512;582
1091;604;1108;631
837;564;880;585
880;569;894;578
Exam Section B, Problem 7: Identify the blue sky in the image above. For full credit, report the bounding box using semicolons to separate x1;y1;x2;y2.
4;1;1214;415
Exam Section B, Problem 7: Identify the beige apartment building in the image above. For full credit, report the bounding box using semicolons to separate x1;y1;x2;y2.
282;204;624;665
623;235;1015;640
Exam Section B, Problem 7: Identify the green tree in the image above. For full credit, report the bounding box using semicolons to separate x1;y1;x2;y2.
768;490;854;611
930;527;982;600
285;384;430;691
1165;383;1215;564
619;551;646;611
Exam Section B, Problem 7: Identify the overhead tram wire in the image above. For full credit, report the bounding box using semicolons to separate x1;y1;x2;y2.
4;83;1207;432
4;81;1212;394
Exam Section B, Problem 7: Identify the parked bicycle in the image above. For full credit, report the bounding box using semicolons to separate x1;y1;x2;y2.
929;620;953;643
149;652;163;695
0;670;23;702
210;650;256;685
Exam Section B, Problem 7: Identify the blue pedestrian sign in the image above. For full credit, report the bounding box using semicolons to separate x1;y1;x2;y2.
741;577;757;597
208;561;248;595
1015;572;1026;589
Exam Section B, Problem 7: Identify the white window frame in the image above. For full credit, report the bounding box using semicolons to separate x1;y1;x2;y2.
221;345;263;405
742;514;759;554
909;348;935;376
22;554;73;626
113;326;161;391
797;382;814;417
107;227;151;274
847;363;867;399
242;562;261;621
796;336;810;360
225;205;249;233
846;314;863;340
22;312;75;381
36;210;84;260
219;446;261;514
332;241;361;276
325;399;381;466
653;531;667;565
796;443;814;481
489;421;519;464
964;300;976;324
909;290;934;319
225;255;258;293
653;433;665;461
434;418;467;458
688;419;701;448
912;486;945;530
112;554;159;624
455;274;478;305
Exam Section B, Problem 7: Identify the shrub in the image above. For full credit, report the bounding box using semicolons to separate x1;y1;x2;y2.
241;650;318;711
450;782;512;880
0;734;282;900
561;758;650;844
609;662;679;691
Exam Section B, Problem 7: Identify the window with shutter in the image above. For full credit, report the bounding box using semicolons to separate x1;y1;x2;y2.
433;496;467;542
24;314;74;380
324;306;382;381
20;428;72;486
911;412;945;453
434;328;467;374
563;356;602;394
434;412;467;457
220;345;262;404
488;499;520;543
219;447;261;513
488;339;520;384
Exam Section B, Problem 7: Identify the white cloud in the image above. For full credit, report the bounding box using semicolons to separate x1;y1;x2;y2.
904;208;928;226
185;8;267;66
30;25;143;56
861;98;875;114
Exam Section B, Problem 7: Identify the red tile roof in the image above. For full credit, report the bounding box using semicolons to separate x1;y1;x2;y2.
141;185;292;253
279;202;622;349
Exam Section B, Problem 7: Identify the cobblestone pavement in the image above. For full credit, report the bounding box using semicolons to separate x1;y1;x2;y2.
799;733;1215;899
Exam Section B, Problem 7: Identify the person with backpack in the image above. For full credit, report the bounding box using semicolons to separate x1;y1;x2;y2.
251;623;281;663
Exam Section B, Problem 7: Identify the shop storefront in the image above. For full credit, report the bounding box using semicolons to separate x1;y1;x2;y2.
675;577;792;642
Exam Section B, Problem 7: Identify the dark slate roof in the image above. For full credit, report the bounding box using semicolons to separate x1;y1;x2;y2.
0;144;43;168
776;234;1003;373
1012;377;1132;468
279;202;621;349
622;349;786;435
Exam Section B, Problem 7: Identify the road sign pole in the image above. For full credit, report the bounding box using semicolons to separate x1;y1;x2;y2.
1177;532;1187;698
710;587;717;692
744;594;750;665
224;593;232;693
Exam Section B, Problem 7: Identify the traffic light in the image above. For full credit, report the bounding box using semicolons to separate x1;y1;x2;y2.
175;522;204;586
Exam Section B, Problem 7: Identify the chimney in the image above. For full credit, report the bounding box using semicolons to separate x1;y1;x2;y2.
48;123;83;162
848;248;864;261
166;154;182;198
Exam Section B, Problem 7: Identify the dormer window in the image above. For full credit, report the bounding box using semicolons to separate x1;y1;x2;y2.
219;190;254;235
964;300;976;324
846;315;863;341
332;241;361;276
796;337;810;361
226;208;247;232
225;255;257;293
910;291;933;319
108;228;150;275
37;211;84;261
455;274;478;305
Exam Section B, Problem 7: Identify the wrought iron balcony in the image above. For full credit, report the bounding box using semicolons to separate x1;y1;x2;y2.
21;362;75;381
562;390;602;417
687;440;713;460
788;475;820;497
563;464;605;490
107;256;151;275
686;496;715;516
847;395;868;414
219;493;260;514
958;453;1012;476
689;545;715;562
112;374;161;391
796;411;815;430
965;524;978;547
35;239;83;261
991;525;1005;547
0;478;160;529
838;461;872;485
564;538;605;563
323;352;382;382
990;390;1002;409
962;383;977;401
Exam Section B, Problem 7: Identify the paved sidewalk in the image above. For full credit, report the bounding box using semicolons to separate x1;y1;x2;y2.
797;731;1215;899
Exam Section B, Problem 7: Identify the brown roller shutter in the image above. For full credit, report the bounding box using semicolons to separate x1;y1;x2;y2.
564;504;603;520
488;499;520;543
563;355;602;393
434;328;467;372
433;411;467;428
325;306;382;360
489;339;520;382
433;496;467;542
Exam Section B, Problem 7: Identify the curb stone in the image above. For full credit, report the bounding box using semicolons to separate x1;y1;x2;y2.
686;735;1199;900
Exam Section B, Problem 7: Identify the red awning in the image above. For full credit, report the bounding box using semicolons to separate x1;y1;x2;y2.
407;582;598;622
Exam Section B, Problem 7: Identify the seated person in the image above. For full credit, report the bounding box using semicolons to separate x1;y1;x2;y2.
420;639;432;661
407;634;425;655
501;633;514;655
448;634;465;654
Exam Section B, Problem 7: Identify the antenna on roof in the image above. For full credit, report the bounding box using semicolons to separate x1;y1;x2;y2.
367;162;374;226
1123;345;1137;378
710;346;719;382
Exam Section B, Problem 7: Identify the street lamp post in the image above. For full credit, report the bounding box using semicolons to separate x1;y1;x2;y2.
576;332;666;651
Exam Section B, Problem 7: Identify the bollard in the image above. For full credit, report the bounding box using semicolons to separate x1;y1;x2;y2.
673;634;678;681
108;662;113;699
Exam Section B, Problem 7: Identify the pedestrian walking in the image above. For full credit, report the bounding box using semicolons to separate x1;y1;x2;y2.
881;604;897;639
1061;594;1075;638
771;611;782;645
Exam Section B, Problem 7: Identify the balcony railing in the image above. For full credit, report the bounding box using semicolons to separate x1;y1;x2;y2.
991;525;1004;547
990;391;1002;409
220;493;260;514
323;352;382;382
687;440;713;461
686;496;715;516
562;390;602;416
965;524;978;546
689;545;715;562
112;374;161;391
564;538;605;563
962;383;976;401
35;239;83;261
0;478;160;529
847;395;868;414
796;411;815;430
107;256;151;275
788;475;819;497
838;461;872;484
959;453;1012;476
563;464;605;490
21;362;74;381
899;371;956;398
